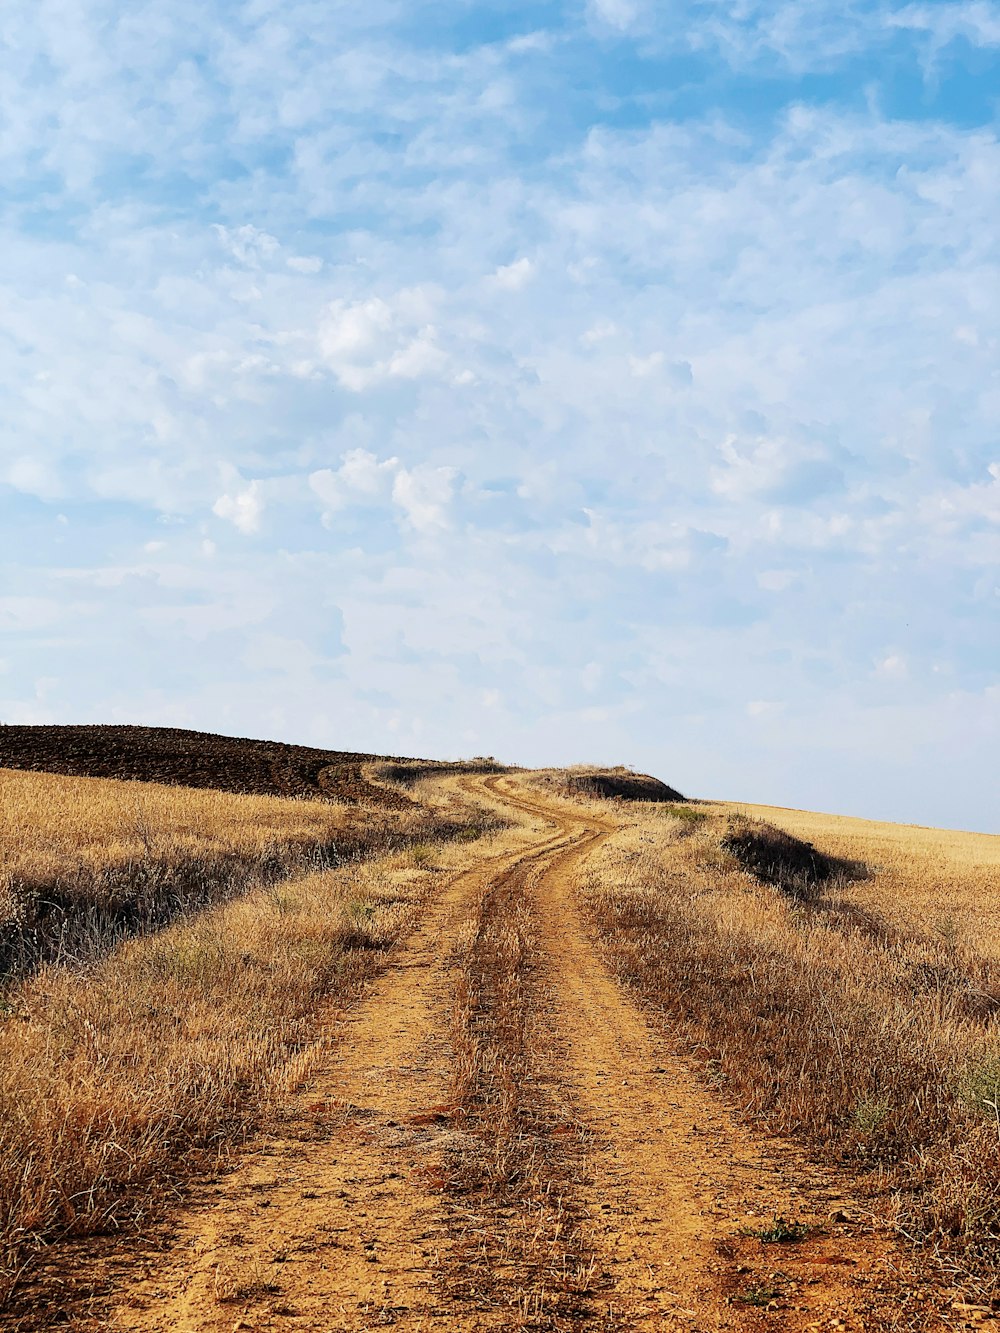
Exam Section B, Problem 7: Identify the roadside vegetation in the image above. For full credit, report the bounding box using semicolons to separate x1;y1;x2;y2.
0;766;503;1303
569;789;1000;1296
0;768;480;979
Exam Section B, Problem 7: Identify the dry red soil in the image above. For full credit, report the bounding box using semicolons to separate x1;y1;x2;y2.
10;773;956;1333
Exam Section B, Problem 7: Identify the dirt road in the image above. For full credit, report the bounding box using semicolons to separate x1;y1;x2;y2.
68;777;936;1331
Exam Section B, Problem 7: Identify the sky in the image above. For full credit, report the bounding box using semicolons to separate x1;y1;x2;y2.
1;1;998;832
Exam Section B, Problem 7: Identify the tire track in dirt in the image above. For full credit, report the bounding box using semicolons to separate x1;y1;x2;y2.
102;797;580;1333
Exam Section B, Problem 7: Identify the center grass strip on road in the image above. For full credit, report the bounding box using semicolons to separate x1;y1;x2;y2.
444;831;601;1327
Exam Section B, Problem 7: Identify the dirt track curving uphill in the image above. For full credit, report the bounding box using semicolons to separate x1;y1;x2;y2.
31;775;942;1332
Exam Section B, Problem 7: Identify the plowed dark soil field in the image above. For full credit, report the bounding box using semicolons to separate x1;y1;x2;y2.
0;724;413;807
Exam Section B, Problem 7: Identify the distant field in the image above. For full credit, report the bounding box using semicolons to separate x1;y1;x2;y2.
708;799;1000;955
0;723;416;805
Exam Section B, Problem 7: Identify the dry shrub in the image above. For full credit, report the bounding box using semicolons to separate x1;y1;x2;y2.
722;813;867;901
531;766;684;805
579;819;1000;1292
373;757;508;789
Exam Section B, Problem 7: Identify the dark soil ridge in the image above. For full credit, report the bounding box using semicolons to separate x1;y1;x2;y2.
0;724;417;807
566;769;685;803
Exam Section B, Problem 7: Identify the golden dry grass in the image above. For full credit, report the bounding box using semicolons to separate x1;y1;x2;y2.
566;787;1000;1295
0;859;413;1298
1;765;387;901
708;799;1000;954
0;767;457;978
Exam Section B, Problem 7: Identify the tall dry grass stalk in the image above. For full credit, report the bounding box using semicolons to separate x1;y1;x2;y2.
572;796;1000;1295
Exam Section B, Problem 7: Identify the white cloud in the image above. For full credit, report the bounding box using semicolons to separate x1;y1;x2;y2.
888;2;1000;47
309;449;399;514
309;449;457;534
747;699;783;717
317;292;451;391
581;662;603;693
757;569;797;592
386;329;448;380
0;598;63;632
588;0;641;31
628;351;663;378
581;321;619;346
876;654;909;679
4;456;63;501
490;257;535;290
710;435;846;505
391;465;458;533
214;224;280;268
213;481;264;534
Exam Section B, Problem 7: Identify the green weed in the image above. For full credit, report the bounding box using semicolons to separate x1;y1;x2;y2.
739;1284;783;1307
742;1214;809;1244
409;843;436;868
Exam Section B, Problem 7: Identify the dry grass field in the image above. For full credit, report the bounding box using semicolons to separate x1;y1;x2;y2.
709;799;1000;955
0;766;483;978
2;740;998;1330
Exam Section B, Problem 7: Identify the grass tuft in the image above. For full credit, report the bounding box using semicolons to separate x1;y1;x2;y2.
741;1215;810;1244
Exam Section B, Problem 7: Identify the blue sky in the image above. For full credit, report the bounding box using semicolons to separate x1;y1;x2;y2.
1;1;998;832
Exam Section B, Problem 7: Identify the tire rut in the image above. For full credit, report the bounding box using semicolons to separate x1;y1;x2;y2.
105;813;579;1333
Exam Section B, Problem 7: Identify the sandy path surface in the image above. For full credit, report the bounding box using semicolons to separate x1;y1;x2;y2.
60;777;940;1332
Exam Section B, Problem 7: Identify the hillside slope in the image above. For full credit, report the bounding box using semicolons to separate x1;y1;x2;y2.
0;723;412;806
